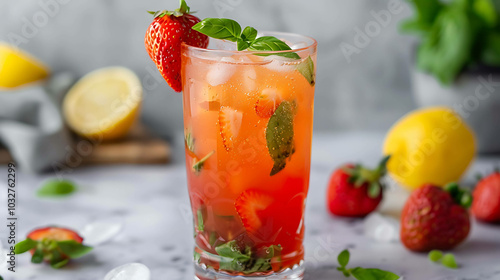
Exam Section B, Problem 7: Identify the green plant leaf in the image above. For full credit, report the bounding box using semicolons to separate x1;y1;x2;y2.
428;250;444;262
417;6;473;85
237;38;251;51
249;36;300;59
197;208;204;232
57;240;92;259
296;56;316;86
337;249;350;268
51;259;69;269
241;26;258;42
481;32;500;66
473;0;497;26
37;180;77;197
192;18;242;42
402;0;443;34
31;248;44;264
442;253;458;269
266;101;296;176
350;267;400;280
14;238;37;254
192;150;214;174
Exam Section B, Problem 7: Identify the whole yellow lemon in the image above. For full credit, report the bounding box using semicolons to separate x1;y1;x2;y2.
383;107;476;191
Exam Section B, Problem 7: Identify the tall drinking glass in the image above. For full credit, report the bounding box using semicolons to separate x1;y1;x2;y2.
181;32;317;280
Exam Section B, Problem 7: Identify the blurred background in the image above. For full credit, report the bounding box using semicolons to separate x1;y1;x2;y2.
0;0;415;136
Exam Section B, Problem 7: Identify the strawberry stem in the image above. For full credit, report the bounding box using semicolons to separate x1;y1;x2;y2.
444;183;472;208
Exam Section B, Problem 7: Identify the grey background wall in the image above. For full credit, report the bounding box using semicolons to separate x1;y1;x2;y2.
1;0;418;138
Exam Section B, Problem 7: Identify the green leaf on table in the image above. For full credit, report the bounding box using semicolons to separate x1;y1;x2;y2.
51;259;69;269
14;238;37;254
441;253;458;269
37;180;77;197
57;240;92;259
337;249;350;268
266;101;296;176
428;250;444;262
31;248;44;264
350;267;400;280
192;18;241;42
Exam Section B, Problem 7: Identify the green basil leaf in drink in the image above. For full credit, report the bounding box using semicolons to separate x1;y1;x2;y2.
37;180;77;197
350;267;400;280
241;26;258;42
266;101;295;176
192;150;215;174
296;56;315;86
243;258;272;274
31;248;44;264
14;238;37;254
249;36;300;60
193;251;201;263
215;241;251;262
337;249;350;268
57;240;93;259
197;208;204;232
192;18;242;42
185;129;195;154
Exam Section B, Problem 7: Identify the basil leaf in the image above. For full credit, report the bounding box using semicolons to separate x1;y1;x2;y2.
237;38;251;51
57;240;93;259
296;56;316;86
244;258;272;274
215;241;251;262
481;32;500;66
441;253;458;269
350;267;400;280
337;249;350;268
37;180;77;197
31;248;44;264
266;101;296;176
249;36;300;59
473;0;497;26
197;208;204;232
14;238;37;254
241;26;258;42
403;0;443;33
192;18;241;42
51;259;69;269
192;150;214;174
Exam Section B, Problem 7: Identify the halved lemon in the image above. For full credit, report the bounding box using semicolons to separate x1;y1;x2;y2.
63;67;142;141
0;42;50;88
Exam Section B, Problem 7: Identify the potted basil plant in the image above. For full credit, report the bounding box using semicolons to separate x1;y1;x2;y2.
402;0;500;153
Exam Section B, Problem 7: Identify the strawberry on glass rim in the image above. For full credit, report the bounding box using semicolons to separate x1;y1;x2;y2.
145;0;209;92
14;226;92;269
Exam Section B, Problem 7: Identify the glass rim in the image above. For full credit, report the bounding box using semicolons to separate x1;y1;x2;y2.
181;31;317;55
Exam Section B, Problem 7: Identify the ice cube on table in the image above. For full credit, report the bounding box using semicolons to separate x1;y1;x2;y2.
363;212;400;242
81;221;123;246
206;57;237;87
104;263;150;280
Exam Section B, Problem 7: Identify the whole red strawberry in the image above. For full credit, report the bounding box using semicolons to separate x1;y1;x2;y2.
472;172;500;223
145;0;209;92
327;156;389;217
401;183;471;252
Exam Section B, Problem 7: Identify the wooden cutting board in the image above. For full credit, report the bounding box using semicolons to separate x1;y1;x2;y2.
0;124;170;166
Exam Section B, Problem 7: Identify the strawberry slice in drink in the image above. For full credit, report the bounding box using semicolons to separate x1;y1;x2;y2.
219;106;243;151
255;88;282;118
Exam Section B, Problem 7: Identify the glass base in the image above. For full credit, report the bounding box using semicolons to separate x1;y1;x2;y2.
194;261;304;280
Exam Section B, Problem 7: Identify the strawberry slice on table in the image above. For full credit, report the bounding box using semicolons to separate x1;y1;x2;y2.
472;171;500;223
255;88;282;118
219;106;243;151
14;226;92;269
145;0;209;92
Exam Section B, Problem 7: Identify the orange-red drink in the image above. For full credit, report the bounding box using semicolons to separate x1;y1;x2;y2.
181;32;316;279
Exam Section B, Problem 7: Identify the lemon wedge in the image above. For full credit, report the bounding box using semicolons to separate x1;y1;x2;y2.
63;67;142;141
0;42;50;88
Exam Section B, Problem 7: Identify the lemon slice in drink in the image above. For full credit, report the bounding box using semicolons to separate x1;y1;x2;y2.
0;42;50;88
63;67;142;141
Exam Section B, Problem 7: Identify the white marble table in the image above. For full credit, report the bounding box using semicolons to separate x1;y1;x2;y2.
1;132;499;280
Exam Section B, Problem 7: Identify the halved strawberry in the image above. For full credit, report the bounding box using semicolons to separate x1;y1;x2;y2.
15;226;91;269
145;0;209;92
28;227;83;243
235;190;273;234
219;107;243;151
255;88;282;118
